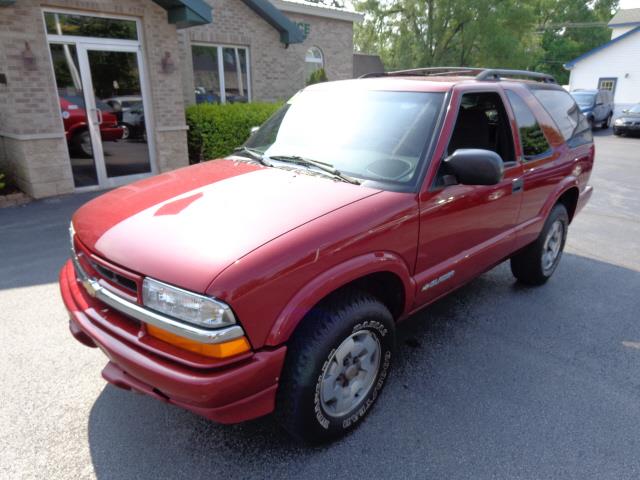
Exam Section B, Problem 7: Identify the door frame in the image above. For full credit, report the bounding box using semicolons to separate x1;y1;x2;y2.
42;8;158;192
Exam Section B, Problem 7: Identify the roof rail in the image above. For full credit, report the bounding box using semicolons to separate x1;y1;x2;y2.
476;69;557;84
359;67;557;84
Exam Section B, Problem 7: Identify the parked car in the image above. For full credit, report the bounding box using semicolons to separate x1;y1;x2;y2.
60;68;594;442
570;89;614;129
613;103;640;136
59;96;123;157
103;96;146;140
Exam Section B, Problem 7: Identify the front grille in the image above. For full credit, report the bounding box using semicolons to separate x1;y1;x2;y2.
90;260;138;293
73;237;141;299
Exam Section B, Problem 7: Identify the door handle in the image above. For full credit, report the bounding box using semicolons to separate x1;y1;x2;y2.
90;108;103;125
512;177;524;194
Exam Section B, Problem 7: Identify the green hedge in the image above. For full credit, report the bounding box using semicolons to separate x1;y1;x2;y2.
186;102;282;163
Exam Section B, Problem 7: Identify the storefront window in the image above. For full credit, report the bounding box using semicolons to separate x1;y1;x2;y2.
192;45;250;104
44;12;137;40
305;46;324;82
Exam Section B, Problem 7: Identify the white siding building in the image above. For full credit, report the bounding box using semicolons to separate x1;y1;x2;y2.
565;8;640;115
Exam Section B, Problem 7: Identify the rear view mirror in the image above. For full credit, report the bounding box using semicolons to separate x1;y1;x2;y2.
444;149;504;186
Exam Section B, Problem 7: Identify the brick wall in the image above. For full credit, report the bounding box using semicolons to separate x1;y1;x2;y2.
0;0;189;198
179;0;355;106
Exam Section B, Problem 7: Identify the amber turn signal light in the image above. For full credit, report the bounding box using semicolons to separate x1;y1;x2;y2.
146;324;251;359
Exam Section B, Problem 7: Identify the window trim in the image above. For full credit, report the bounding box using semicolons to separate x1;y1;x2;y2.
191;42;252;104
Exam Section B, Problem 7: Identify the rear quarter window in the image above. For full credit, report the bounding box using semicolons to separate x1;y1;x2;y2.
531;89;592;148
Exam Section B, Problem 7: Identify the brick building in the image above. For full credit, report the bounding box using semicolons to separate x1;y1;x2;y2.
0;0;362;198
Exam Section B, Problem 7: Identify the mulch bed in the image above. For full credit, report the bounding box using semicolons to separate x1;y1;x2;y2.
0;186;31;208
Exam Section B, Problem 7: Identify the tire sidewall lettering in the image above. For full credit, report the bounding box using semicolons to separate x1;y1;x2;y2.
312;321;392;431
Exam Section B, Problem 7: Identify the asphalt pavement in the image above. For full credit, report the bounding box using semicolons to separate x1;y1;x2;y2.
1;130;639;479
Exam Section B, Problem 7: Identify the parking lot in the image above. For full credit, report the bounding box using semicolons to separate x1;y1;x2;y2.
1;130;639;480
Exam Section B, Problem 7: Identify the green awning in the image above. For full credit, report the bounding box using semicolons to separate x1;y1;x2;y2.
153;0;213;28
241;0;305;45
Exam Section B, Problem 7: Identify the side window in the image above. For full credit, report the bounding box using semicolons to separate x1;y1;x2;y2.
447;91;515;163
506;90;551;160
531;88;592;148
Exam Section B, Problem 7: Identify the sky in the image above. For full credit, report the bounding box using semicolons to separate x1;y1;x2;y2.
619;0;640;8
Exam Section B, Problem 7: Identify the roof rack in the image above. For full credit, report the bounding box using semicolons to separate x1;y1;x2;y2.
359;67;557;84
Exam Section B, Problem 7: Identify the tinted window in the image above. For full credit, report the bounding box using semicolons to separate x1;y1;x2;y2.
506;91;551;160
532;89;592;148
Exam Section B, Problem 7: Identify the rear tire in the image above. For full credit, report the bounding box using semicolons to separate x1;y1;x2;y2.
510;204;569;286
275;291;395;443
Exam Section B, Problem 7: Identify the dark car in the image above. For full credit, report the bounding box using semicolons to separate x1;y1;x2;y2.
61;67;594;442
570;89;614;129
613;104;640;136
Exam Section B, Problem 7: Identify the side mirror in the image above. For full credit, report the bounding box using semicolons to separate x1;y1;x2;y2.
622;109;629;114
596;101;603;106
444;149;504;186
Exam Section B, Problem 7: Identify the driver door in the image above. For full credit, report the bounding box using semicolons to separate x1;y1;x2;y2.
412;88;523;307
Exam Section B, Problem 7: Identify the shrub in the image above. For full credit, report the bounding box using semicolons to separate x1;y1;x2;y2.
186;102;282;163
307;68;328;85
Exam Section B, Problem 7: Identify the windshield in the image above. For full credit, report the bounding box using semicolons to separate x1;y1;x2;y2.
571;92;595;108
628;104;640;114
245;89;445;188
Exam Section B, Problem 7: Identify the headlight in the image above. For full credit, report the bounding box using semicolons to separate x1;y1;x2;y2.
614;118;624;125
142;277;236;329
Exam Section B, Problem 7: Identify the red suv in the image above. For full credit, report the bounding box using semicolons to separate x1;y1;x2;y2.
59;96;123;157
60;68;594;442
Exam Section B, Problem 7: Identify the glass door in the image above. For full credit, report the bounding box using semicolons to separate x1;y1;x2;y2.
77;44;153;187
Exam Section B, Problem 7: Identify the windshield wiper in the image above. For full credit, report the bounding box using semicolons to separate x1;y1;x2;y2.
231;146;272;166
267;155;360;185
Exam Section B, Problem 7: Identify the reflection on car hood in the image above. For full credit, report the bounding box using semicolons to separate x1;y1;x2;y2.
73;159;380;292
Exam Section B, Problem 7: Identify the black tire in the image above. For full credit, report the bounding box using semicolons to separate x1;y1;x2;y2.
613;127;621;136
275;291;395;443
72;130;93;158
510;203;569;286
602;113;612;129
588;117;594;130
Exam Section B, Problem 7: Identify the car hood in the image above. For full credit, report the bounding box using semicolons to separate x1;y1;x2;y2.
73;159;380;292
618;114;640;121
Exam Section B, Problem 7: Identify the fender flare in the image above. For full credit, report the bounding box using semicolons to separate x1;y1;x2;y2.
265;252;415;346
539;176;580;221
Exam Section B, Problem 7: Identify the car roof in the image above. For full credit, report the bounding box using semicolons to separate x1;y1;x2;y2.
305;76;561;94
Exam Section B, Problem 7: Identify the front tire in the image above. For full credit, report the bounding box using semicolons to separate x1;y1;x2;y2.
275;291;395;443
602;113;612;129
510;204;569;285
72;130;93;158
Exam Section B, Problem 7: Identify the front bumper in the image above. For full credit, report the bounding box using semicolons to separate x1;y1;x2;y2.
613;124;640;135
60;260;286;424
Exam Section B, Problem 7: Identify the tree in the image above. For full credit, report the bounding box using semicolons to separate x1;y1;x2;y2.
354;0;618;83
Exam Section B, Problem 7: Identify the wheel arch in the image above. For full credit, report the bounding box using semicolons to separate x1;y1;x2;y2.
265;252;415;347
555;185;580;223
539;179;580;225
